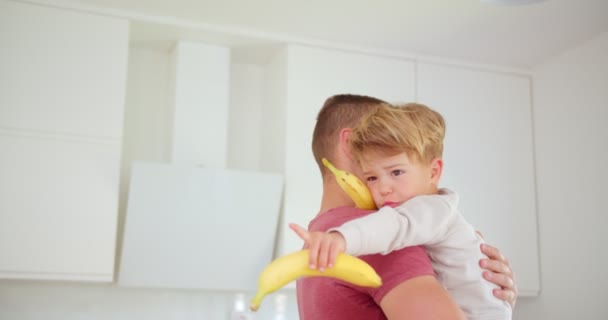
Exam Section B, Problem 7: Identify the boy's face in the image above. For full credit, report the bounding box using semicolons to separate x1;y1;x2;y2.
360;151;440;208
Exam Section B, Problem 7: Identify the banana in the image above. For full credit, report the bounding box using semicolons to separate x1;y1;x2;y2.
322;157;377;210
249;249;382;311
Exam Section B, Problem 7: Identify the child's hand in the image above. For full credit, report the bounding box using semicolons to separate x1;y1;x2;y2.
289;223;346;272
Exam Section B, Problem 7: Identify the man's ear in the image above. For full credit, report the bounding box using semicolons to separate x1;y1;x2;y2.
339;128;353;160
430;158;443;185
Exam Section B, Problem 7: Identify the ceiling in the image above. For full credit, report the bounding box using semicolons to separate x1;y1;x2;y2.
37;0;608;68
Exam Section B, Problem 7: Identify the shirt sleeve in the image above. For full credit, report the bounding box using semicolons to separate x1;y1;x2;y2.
329;191;458;256
366;245;436;304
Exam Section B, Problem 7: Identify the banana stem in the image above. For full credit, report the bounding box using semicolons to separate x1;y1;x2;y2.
249;292;265;312
322;158;337;174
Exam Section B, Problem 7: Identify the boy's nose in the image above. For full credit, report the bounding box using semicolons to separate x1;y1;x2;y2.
379;181;392;196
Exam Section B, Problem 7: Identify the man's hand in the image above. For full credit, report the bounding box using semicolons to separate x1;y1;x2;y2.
289;223;346;271
479;242;518;308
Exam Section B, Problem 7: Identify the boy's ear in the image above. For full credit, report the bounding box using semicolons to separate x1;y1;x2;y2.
430;158;443;185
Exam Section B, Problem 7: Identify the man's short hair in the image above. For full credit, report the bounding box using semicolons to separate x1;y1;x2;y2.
311;94;390;171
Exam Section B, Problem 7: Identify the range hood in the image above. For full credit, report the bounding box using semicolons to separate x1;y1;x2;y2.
118;41;284;291
119;162;283;291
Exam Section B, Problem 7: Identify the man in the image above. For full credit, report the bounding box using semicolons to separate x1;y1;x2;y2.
295;94;517;319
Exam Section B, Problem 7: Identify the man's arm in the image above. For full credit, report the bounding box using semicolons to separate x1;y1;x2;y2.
380;275;466;320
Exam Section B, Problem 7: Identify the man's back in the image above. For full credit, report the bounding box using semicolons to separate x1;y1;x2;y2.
296;206;435;320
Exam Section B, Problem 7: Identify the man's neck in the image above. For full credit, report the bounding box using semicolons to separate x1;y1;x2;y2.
318;178;355;214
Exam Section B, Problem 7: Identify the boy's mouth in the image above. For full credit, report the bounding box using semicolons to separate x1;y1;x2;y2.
382;201;399;208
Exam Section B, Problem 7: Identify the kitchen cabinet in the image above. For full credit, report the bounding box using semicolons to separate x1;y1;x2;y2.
417;62;540;296
0;135;121;281
0;0;539;294
0;1;128;281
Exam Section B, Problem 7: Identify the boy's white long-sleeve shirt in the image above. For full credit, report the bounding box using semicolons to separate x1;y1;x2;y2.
330;188;512;320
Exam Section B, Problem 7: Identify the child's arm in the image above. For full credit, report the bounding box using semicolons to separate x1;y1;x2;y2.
289;190;459;270
331;190;458;256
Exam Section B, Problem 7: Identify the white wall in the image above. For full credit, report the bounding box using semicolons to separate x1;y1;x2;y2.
116;47;172;277
227;63;265;171
514;31;608;319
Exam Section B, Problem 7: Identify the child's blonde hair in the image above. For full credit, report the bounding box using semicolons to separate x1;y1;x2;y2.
350;102;446;165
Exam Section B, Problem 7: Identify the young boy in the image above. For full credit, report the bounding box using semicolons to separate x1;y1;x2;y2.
292;103;512;319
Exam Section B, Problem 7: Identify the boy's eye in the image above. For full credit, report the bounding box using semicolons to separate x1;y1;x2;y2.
391;169;405;176
366;176;377;182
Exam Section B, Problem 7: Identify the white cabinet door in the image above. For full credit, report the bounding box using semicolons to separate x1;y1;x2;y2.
276;45;417;258
0;1;128;138
417;62;540;296
0;2;128;282
0;133;121;281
